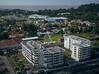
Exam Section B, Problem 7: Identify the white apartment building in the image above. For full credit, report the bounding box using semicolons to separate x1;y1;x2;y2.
21;41;40;66
21;39;65;69
64;35;91;61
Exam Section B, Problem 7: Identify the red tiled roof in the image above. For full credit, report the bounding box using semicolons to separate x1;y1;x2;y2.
0;39;18;49
12;38;22;43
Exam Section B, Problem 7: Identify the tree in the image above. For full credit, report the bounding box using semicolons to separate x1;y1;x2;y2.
23;24;38;37
38;70;46;74
0;32;9;40
58;30;65;34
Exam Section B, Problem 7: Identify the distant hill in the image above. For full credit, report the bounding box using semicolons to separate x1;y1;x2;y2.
77;3;99;12
0;5;78;11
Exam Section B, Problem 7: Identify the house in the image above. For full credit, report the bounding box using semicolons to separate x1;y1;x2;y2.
0;39;21;52
83;21;91;26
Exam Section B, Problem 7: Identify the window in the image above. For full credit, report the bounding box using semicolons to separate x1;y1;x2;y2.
74;46;77;57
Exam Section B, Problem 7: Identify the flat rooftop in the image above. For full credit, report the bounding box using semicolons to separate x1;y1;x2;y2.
73;43;90;48
64;35;90;42
46;46;65;53
22;40;65;54
22;37;38;41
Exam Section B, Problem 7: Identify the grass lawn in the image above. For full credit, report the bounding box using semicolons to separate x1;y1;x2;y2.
75;33;96;40
75;33;99;49
50;34;63;42
41;34;63;43
91;40;99;49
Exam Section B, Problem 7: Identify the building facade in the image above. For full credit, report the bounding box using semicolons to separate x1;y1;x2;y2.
39;46;65;68
21;40;40;66
64;35;91;61
21;39;65;69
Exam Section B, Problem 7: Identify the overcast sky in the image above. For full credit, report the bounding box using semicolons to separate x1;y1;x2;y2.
0;0;98;5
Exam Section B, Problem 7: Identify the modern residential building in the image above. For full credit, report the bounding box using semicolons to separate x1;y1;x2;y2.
64;35;91;61
39;46;65;68
21;38;65;69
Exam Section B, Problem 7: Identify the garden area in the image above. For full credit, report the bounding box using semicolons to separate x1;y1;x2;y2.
76;33;99;49
75;33;98;40
40;34;63;43
8;50;32;74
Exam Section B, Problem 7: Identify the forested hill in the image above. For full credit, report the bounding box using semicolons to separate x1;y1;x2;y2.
0;3;99;16
66;3;99;21
0;3;99;21
77;3;99;12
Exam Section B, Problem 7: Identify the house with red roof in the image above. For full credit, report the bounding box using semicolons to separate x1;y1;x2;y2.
0;39;21;52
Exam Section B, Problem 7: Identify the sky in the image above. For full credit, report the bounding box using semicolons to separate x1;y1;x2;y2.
0;0;99;5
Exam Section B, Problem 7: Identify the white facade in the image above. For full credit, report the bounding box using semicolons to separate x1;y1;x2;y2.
21;41;39;66
28;14;48;19
64;36;70;49
64;35;91;61
21;40;65;68
71;44;91;61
